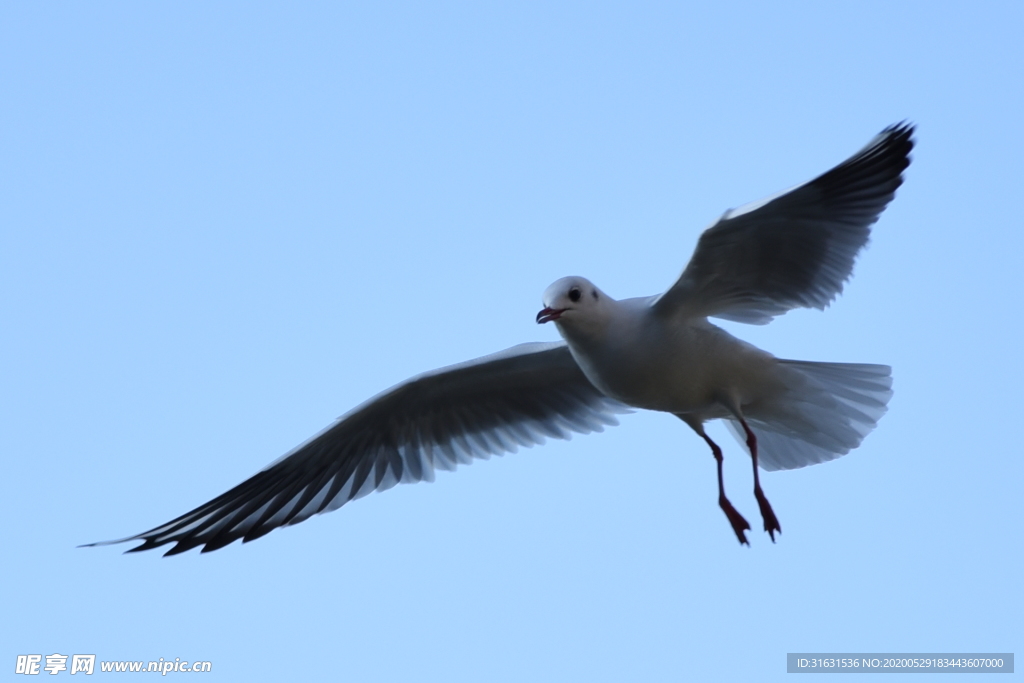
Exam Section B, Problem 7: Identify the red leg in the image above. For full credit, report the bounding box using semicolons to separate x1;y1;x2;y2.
700;432;750;546
736;417;781;541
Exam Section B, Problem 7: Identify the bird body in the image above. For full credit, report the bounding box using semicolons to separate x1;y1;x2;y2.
547;287;783;420
86;123;912;555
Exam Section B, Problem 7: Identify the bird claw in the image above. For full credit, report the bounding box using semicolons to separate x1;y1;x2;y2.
755;488;781;542
719;497;751;545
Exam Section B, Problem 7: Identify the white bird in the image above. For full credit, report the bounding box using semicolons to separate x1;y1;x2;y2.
87;123;912;555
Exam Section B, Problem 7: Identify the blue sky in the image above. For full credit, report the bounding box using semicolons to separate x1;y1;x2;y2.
2;2;1021;680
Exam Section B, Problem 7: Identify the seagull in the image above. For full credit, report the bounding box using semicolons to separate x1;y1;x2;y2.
86;123;912;555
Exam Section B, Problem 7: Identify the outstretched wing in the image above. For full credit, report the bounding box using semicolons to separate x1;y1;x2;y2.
652;123;914;324
86;342;628;555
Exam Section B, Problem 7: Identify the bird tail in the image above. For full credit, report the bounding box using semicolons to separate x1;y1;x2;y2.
725;360;893;471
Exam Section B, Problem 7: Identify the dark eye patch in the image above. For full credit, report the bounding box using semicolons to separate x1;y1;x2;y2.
568;287;581;302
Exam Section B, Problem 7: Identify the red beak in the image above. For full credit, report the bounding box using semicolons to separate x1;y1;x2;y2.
536;307;563;324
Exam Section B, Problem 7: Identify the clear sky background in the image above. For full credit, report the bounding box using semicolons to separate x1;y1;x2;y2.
2;2;1021;681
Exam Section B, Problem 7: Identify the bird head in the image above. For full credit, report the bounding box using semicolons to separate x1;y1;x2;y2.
536;276;605;325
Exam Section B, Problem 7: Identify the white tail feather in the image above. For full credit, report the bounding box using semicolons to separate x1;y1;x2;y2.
726;360;893;471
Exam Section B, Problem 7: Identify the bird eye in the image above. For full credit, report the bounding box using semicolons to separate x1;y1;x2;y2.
568;287;581;302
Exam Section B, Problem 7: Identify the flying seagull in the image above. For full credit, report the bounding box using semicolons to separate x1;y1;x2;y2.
87;123;912;555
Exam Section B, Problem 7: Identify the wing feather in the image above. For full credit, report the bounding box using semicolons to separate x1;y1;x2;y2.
85;342;629;555
652;123;914;324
